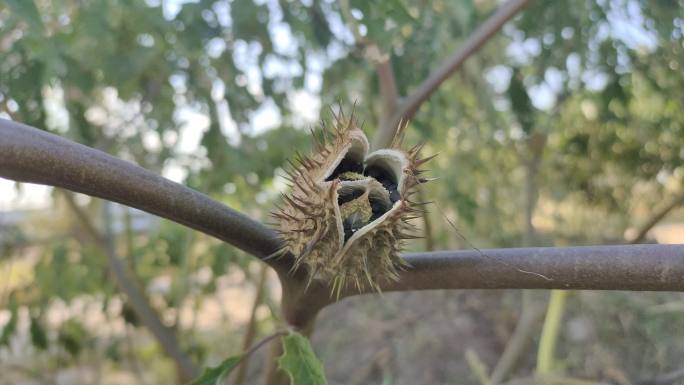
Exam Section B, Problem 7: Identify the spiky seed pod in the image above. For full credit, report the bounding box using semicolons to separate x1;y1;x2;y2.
274;110;431;296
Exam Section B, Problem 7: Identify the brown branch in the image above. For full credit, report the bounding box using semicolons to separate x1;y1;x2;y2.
0;118;286;271
365;39;440;254
373;0;529;149
340;0;398;150
629;189;684;244
374;244;684;293
362;29;436;253
375;57;399;114
227;330;291;385
283;244;684;333
490;291;545;384
232;265;270;385
372;49;400;144
241;330;289;363
62;192;199;382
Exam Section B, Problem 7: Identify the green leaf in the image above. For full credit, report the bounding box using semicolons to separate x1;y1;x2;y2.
187;355;243;385
6;0;44;34
278;333;328;385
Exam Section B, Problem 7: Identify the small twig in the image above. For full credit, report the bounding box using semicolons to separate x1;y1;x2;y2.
628;189;684;244
372;49;400;149
417;188;435;251
260;335;289;385
375;56;399;116
490;291;545;384
237;330;290;368
172;230;198;329
340;0;400;150
232;265;271;385
466;348;493;385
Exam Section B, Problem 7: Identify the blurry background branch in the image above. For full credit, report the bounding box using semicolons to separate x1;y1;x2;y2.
232;265;270;385
629;190;684;244
61;191;199;382
372;0;530;149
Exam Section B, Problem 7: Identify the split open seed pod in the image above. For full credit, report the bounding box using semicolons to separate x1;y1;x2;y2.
273;111;432;296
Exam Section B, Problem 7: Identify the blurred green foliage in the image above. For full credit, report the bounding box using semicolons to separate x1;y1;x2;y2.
1;0;683;384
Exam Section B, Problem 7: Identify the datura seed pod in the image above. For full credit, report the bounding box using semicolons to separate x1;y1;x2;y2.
273;110;432;297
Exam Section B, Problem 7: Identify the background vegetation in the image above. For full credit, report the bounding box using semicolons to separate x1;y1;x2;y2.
1;0;683;384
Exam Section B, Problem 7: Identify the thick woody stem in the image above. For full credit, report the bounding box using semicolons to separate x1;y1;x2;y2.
378;244;684;292
0;119;287;271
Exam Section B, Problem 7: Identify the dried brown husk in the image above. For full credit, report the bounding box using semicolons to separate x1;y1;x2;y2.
273;110;432;297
